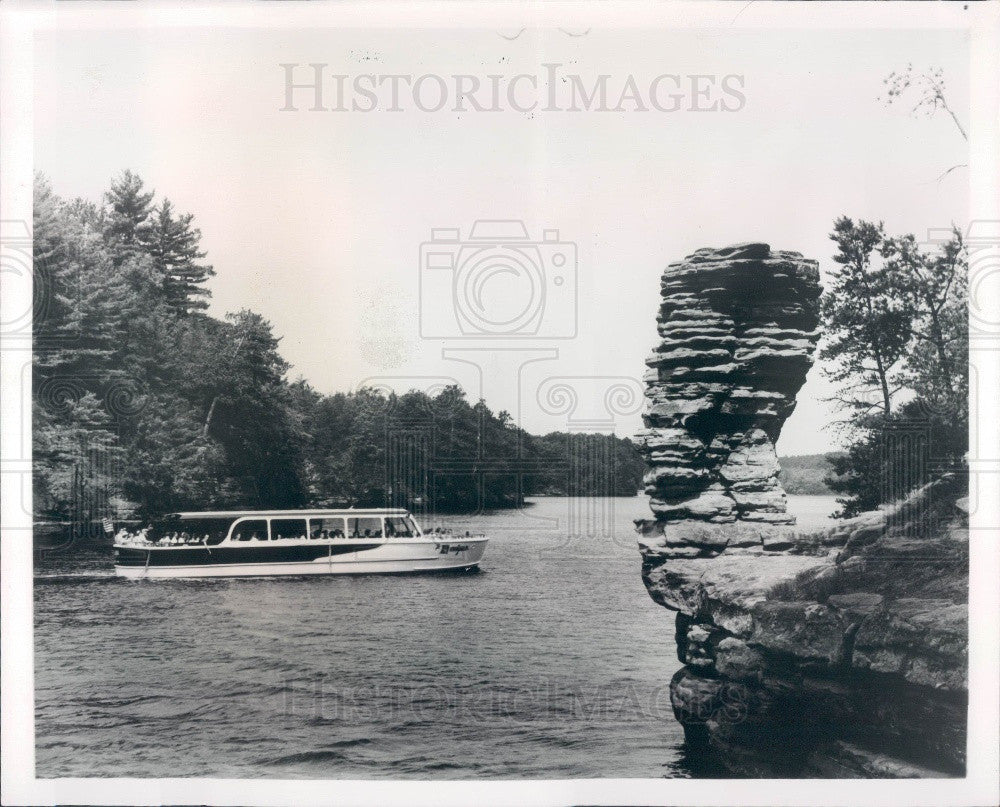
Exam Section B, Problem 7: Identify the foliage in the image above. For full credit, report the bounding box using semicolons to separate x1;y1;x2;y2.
820;218;968;517
824;401;967;519
532;432;646;497
287;384;645;511
820;217;914;416
777;453;844;496
147;198;216;312
880;65;967;142
32;172;642;526
880;65;967;183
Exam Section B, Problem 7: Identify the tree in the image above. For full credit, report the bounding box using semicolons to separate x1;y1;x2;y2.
148;198;215;312
103;170;154;255
880;65;967;181
200;310;307;508
33;392;121;523
33;171;646;527
821;220;968;517
820;217;915;417
34;178;149;381
825;399;966;519
883;227;968;419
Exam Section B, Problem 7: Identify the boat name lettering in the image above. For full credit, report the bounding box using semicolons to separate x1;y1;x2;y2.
437;544;470;554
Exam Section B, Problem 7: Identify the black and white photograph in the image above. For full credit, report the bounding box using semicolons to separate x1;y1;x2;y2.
1;3;998;805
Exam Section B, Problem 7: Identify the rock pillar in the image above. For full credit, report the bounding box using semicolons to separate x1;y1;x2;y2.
635;242;822;556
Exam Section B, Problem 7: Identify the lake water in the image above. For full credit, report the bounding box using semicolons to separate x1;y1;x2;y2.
34;495;838;779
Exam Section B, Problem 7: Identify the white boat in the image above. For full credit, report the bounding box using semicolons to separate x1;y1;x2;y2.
113;508;487;579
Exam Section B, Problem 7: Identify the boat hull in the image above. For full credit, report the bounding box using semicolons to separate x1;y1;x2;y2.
113;537;487;579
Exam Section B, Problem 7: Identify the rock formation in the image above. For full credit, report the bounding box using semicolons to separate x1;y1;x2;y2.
635;244;968;777
636;243;822;538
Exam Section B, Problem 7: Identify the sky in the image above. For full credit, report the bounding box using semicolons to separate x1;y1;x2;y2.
34;25;970;455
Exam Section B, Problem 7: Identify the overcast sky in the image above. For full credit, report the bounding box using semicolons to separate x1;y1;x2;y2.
35;26;969;455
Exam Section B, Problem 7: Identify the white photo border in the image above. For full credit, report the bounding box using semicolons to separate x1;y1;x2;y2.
2;2;998;805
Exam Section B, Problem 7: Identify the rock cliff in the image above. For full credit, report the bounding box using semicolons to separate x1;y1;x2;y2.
635;244;968;777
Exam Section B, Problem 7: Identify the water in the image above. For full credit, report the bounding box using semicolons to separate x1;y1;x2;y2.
34;495;838;778
786;494;841;530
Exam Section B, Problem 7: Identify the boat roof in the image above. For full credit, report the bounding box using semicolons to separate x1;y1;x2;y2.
164;509;411;519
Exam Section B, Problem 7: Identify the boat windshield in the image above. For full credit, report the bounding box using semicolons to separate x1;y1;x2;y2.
385;515;419;537
151;516;234;545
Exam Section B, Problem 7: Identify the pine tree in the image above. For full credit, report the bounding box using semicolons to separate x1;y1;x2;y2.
200;310;306;507
821;218;969;517
103;170;154;255
33;392;121;523
883;227;968;418
820;217;915;418
33;174;68;346
148;198;215;312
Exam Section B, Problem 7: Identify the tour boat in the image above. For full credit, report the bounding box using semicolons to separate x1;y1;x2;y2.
113;508;488;579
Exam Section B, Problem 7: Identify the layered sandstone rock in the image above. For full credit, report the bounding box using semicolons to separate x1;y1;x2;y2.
634;244;968;777
637;243;821;528
658;478;968;777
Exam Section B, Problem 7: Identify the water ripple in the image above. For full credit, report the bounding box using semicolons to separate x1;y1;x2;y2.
36;496;824;778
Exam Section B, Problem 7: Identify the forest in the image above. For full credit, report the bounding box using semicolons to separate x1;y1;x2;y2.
776;453;844;496
32;166;968;530
818;215;968;516
31;172;644;529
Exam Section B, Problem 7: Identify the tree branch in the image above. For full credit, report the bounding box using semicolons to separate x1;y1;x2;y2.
924;163;968;184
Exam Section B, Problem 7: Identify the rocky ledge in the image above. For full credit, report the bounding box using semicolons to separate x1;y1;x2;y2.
635;244;967;777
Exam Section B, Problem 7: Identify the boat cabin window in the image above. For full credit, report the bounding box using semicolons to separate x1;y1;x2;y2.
152;516;233;545
309;517;345;539
271;518;308;541
385;516;416;537
232;519;268;542
348;516;382;538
